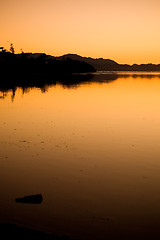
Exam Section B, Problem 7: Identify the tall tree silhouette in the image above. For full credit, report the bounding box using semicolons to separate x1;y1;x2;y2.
10;43;15;54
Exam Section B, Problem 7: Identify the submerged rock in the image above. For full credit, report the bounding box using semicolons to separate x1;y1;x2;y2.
15;194;43;204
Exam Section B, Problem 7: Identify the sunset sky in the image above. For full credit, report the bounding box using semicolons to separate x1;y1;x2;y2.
1;0;160;64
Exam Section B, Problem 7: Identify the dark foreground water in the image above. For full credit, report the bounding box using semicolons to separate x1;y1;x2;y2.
1;72;160;239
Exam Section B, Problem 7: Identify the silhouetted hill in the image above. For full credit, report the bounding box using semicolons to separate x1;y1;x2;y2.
3;52;159;72
1;51;160;89
57;54;119;71
0;52;96;78
56;54;160;72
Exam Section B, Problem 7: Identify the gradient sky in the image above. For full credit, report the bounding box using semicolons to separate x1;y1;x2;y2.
1;0;160;64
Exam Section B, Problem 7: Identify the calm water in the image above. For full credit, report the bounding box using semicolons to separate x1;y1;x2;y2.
1;73;160;239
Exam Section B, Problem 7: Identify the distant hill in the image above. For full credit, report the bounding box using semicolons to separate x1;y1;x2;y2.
0;52;96;76
1;51;160;72
56;54;119;71
24;53;119;71
55;54;160;72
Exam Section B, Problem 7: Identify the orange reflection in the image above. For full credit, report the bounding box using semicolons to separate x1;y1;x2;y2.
1;74;160;239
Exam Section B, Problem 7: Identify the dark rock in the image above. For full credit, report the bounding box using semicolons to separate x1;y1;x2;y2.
15;194;43;204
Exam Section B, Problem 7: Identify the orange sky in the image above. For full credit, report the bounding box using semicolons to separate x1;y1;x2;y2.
1;0;160;64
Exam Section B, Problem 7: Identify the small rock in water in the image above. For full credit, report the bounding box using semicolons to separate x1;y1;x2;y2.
15;194;43;204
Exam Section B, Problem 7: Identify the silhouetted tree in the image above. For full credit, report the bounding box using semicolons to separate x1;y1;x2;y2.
10;43;15;54
20;48;24;54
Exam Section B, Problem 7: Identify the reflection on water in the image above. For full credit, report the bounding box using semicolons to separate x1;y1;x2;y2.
1;73;160;239
1;72;160;102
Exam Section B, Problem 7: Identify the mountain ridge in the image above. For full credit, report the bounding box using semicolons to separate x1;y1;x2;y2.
2;51;160;72
57;54;160;71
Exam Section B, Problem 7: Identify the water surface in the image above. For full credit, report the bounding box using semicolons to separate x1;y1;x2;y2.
1;73;160;239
